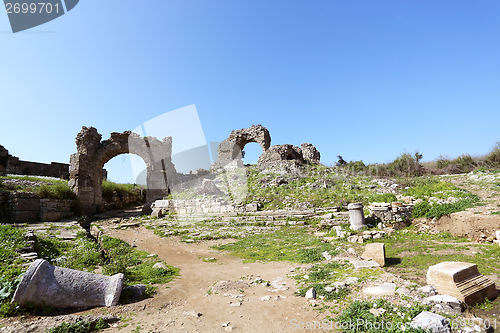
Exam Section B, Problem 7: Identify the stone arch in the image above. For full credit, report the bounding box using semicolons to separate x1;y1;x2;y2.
69;127;176;215
211;124;271;169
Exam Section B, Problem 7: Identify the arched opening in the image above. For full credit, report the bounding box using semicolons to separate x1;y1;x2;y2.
101;153;147;210
242;142;264;165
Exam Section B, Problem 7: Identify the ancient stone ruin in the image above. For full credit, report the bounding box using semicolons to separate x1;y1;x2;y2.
69;127;176;215
211;124;271;169
0;144;73;179
211;124;320;170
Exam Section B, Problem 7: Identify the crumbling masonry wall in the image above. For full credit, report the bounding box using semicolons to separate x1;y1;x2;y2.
69;127;176;215
0;144;76;179
211;125;321;169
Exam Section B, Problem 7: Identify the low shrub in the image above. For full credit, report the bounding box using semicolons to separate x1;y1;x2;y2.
424;198;479;219
47;318;109;333
411;200;430;218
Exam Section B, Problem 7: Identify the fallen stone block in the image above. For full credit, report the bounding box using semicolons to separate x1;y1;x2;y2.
354;260;380;269
423;295;464;314
418;285;438;296
410;311;450;333
361;243;386;267
362;283;396;296
426;261;498;306
12;259;124;308
354;260;381;269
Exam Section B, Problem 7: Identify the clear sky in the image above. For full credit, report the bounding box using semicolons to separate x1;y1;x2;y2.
1;1;500;184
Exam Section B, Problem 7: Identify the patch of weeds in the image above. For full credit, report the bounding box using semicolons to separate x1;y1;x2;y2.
380;228;500;281
47;318;109;333
212;227;337;263
490;211;500;215
404;180;475;200
296;284;350;301
100;236;179;286
473;298;493;311
201;257;217;262
336;299;431;333
424;197;479;219
411;200;431;218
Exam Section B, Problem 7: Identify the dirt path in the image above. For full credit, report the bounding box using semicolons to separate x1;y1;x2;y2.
91;227;332;333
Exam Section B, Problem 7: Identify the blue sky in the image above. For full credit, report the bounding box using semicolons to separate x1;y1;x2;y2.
1;1;500;183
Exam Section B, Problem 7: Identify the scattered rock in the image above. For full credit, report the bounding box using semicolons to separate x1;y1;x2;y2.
260;296;272;301
362;283;396;296
395;287;411;297
423;295;464;314
418;285;438;296
153;262;168;270
344;277;359;285
353;260;380;269
183;311;202;317
410;311;450;333
322;251;332;261
305;288;316;299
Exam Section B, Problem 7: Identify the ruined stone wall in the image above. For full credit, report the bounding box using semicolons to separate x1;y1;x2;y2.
0;144;107;180
211;125;321;170
7;157;70;179
152;198;258;215
368;202;413;222
0;192;76;223
0;144;71;179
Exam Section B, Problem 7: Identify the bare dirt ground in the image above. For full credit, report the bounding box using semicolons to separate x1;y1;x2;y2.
86;227;330;333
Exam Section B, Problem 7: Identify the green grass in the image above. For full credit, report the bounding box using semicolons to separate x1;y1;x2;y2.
336;299;430;333
356;228;500;281
101;180;145;198
47;318;109;333
403;179;475;200
0;225;179;317
99;235;179;286
212;226;337;263
0;175;77;200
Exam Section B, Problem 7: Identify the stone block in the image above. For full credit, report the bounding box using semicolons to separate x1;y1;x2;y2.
496;230;500;240
361;243;386;267
354;260;380;269
11;198;40;211
40;211;62;222
426;261;498;305
11;211;38;222
153;200;170;209
245;203;258;212
362;283;395;296
151;207;164;218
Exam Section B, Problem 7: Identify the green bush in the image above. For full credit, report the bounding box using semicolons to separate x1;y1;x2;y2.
411;201;431;218
484;142;500;167
34;183;77;200
102;180;144;198
387;152;424;177
424;198;479;219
